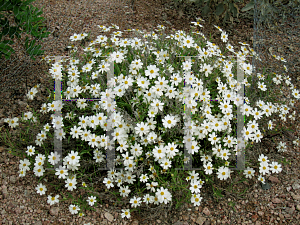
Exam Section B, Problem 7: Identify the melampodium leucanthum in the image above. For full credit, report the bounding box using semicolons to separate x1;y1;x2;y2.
3;19;299;219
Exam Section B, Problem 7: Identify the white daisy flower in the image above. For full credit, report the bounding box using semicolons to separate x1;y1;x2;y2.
103;177;114;189
48;151;61;166
269;161;282;174
65;177;77;191
19;158;31;171
191;193;203;206
259;163;270;176
36;183;47;195
121;209;131;219
217;166;232;181
162;114;177;129
129;196;142;208
26;145;36;156
47;195;60;206
69;204;80;215
258;175;266;184
243;167;255;179
189;180;201;194
143;193;154;205
55;166;68;179
139;174;149;183
87;196;97;206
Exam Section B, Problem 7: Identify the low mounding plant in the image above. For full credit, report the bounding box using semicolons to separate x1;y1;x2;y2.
0;0;51;60
1;18;299;220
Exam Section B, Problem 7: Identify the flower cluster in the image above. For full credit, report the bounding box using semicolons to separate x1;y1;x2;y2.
2;18;299;220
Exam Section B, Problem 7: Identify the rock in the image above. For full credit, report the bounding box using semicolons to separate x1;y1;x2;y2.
277;47;283;53
257;211;264;216
10;175;17;184
261;182;271;190
204;220;211;225
131;220;139;225
24;189;30;197
202;207;210;216
182;214;189;221
49;207;59;216
1;185;8;199
14;207;22;214
34;221;42;225
42;221;51;225
291;193;300;201
196;216;206;225
296;205;300;211
279;213;284;220
271;198;281;204
174;221;189;225
104;212;114;222
268;176;280;184
292;181;300;190
285;206;295;215
251;214;258;221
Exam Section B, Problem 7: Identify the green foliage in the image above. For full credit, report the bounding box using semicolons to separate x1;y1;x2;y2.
248;0;300;28
170;0;300;27
0;0;51;61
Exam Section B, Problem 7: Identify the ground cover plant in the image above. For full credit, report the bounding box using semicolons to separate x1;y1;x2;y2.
1;17;299;220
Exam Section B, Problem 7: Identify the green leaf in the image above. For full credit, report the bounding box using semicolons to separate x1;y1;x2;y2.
0;2;11;11
36;30;51;39
0;42;15;54
1;27;10;36
215;3;225;16
12;6;21;17
7;26;22;39
202;4;210;17
24;36;29;49
0;39;14;45
22;0;37;6
229;2;238;17
29;47;44;55
0;50;12;59
27;39;36;50
241;0;254;12
30;16;44;25
223;11;230;26
0;16;9;26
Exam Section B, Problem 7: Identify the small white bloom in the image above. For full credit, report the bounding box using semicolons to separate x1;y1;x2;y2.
243;167;255;179
143;193;154;204
36;183;47;195
69;204;80;215
258;175;266;184
139;174;149;183
103;177;114;189
65;178;77;191
87;196;97;206
269;161;282;174
191;193;203;206
26;145;36;156
47;195;60;206
130;196;142;208
55;166;68;179
121;209;131;219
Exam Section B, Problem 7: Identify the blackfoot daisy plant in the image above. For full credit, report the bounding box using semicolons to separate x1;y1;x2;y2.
1;18;300;221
